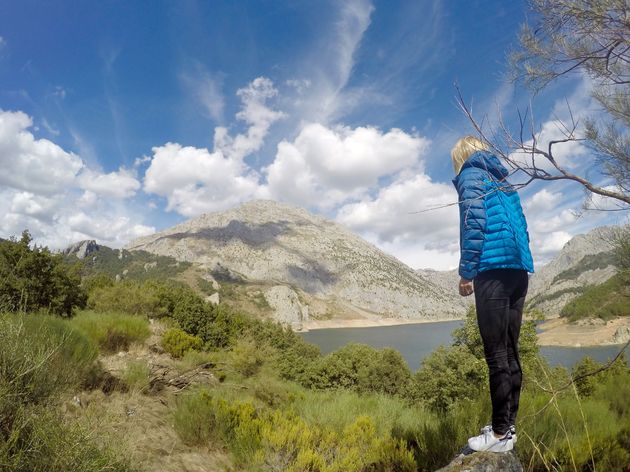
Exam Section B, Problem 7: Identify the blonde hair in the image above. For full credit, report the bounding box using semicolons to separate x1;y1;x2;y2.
451;136;488;175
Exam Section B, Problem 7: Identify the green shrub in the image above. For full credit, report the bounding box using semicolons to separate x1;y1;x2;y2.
304;343;412;397
0;406;136;472
228;336;267;378
412;345;487;412
87;281;161;317
162;328;203;358
122;360;151;392
68;311;150;353
0;231;86;316
0;314;98;407
174;389;416;470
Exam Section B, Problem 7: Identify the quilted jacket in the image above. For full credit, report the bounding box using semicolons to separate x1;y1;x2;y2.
452;151;534;280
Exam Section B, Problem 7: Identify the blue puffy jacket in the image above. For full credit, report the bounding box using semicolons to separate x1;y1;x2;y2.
452;151;534;280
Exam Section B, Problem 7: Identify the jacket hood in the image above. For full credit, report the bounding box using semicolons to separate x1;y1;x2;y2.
453;151;509;186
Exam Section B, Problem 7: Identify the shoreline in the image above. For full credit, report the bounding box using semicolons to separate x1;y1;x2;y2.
298;315;630;348
299;316;461;331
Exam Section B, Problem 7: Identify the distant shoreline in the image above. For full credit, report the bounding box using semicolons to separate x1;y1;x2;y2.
299;315;630;348
299;316;461;331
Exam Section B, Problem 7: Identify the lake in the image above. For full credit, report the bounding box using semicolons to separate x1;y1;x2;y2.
299;320;630;371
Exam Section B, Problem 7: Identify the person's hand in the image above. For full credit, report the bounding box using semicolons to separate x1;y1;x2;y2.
459;278;473;297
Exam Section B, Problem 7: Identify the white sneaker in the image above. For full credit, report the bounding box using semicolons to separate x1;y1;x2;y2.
468;428;514;452
481;424;517;444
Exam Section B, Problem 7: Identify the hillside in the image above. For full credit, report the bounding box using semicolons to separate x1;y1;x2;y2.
125;200;468;326
527;225;621;317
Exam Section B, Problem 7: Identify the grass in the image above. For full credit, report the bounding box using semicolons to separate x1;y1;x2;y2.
122;360;151;392
68;310;151;353
0;312;136;472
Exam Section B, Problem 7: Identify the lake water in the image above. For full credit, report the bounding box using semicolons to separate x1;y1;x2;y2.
299;320;629;371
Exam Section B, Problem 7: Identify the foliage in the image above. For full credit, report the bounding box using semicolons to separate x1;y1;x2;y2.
173;389;416;471
122;360;151;392
572;353;629;397
509;0;630;205
303;343;412;397
161;328;203;358
0;231;86;316
412;345;487;412
0;313;133;471
68;245;191;282
0;314;98;407
68;311;150;353
560;272;630;320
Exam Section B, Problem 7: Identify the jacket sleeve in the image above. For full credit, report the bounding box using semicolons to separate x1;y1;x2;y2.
456;169;487;280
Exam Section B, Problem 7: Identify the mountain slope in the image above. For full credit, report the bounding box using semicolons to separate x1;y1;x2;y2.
126;200;468;322
527;225;621;316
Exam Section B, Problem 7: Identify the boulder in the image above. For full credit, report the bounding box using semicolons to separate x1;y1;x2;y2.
437;450;522;472
613;326;630;344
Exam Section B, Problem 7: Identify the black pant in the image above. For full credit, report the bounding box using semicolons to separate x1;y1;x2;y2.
473;268;528;436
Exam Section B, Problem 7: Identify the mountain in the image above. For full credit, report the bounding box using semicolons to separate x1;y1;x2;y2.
125;200;468;326
527;225;620;316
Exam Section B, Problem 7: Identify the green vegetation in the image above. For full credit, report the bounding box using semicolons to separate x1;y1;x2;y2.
0;231;86;316
69;310;151;353
561;272;630;321
68;245;191;281
0;314;134;471
161;328;203;358
2;229;629;470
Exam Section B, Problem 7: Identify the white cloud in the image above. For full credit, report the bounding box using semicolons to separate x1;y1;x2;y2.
266;123;429;209
78;168;141;199
0;110;84;195
0;109;153;248
143;142;266;216
336;173;459;269
214;77;286;161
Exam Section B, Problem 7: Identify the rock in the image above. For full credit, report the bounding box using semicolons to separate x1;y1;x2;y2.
62;240;99;259
206;292;220;305
264;285;309;328
613;326;630;344
144;261;157;271
436;450;522;472
575;317;606;327
122;269;129;276
115;274;121;283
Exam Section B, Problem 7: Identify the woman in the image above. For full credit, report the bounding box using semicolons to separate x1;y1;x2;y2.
451;136;534;453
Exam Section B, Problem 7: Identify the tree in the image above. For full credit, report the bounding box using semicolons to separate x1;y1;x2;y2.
0;231;86;316
459;0;630;206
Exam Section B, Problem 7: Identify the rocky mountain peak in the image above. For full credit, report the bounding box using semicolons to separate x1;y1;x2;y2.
126;199;469;323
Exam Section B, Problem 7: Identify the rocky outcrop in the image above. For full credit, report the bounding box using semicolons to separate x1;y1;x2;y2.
437;450;522;472
263;285;309;329
63;240;99;259
613;326;630;344
126;200;467;322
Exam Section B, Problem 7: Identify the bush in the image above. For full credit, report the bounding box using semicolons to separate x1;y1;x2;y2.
162;328;203;358
304;343;412;397
228;336;268;378
0;314;98;407
0;231;86;316
122;360;151;392
68;311;150;353
0;406;136;472
87;281;162;317
174;389;416;470
412;345;487;412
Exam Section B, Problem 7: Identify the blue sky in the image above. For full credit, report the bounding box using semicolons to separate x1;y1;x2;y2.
0;0;623;269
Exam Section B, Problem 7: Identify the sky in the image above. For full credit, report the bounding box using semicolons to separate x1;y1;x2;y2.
0;0;625;270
